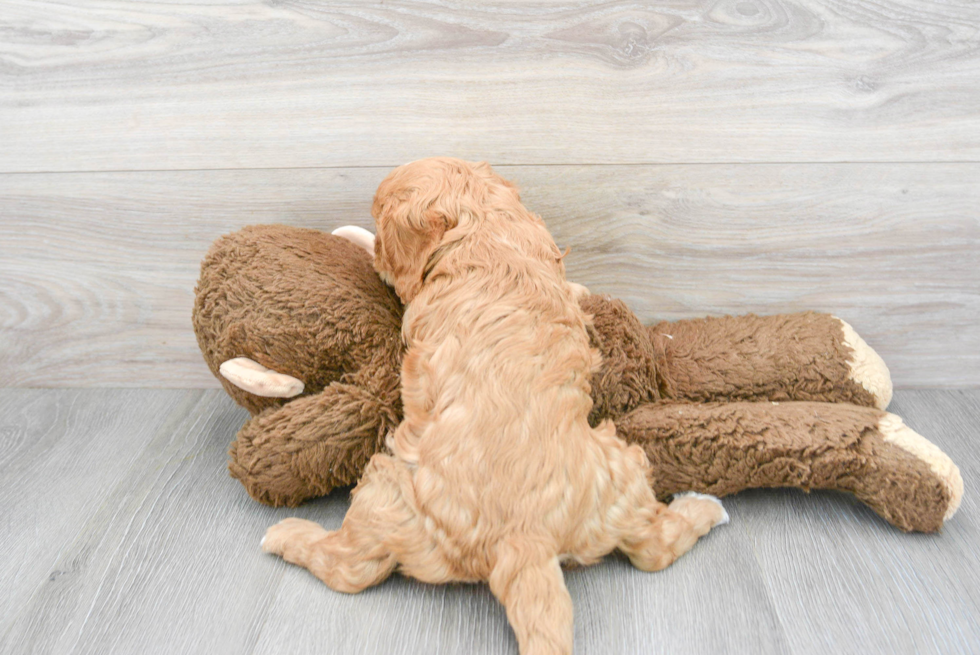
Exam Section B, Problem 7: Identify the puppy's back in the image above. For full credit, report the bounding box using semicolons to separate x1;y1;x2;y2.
394;222;605;550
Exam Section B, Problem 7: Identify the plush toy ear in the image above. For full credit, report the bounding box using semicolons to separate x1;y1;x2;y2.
331;226;375;256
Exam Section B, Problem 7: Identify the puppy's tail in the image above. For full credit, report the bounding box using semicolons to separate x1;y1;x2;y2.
489;539;572;655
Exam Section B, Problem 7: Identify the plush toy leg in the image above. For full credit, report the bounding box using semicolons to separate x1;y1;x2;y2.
647;312;892;409
228;382;398;507
618;401;962;532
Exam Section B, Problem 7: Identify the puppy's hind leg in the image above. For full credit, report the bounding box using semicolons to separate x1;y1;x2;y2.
262;453;413;593
618;489;727;573
488;540;573;655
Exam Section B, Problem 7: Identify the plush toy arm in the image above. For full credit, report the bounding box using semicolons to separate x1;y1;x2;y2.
648;313;892;409
228;381;398;507
618;400;962;532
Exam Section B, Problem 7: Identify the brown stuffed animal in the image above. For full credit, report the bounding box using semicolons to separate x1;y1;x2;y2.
193;224;962;532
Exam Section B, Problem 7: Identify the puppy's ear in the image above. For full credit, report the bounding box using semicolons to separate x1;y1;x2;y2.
373;187;455;302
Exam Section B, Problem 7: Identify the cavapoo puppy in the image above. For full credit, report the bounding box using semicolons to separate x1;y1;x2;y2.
262;157;727;655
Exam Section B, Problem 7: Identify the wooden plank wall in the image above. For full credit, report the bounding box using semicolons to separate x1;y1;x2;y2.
1;0;978;388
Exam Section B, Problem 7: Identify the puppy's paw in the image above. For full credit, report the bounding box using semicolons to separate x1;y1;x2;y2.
670;492;729;532
834;317;893;409
261;517;327;561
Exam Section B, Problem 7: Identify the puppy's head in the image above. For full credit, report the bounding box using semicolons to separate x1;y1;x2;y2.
372;157;520;302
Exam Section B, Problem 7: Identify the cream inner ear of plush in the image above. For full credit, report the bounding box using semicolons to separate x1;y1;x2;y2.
219;357;305;398
567;282;591;301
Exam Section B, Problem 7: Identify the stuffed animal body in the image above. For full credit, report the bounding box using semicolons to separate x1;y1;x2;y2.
193;184;963;535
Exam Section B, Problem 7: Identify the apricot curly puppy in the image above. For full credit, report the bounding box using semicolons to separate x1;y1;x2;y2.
263;158;728;655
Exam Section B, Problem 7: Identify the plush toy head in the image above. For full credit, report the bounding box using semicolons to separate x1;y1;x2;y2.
194;224;404;416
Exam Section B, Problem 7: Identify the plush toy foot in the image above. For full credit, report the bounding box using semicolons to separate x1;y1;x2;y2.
219;357;305;398
879;412;963;521
835;317;893;410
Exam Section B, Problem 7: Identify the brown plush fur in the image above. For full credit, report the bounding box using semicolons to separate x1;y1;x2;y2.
192;190;960;535
261;158;725;655
194;226;404;500
645;311;876;406
619;401;952;532
194;225;404;416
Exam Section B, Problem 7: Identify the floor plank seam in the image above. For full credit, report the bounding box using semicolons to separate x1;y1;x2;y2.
3;160;980;176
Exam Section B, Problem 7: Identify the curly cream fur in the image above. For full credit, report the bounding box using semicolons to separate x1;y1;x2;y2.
263;158;725;655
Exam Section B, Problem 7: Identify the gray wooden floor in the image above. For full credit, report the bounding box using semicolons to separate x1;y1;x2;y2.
1;388;976;655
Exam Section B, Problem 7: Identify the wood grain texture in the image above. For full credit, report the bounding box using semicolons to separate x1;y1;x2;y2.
0;389;278;654
0;389;193;637
1;0;979;172
2;164;977;388
0;389;977;654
